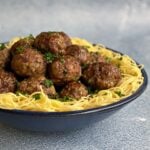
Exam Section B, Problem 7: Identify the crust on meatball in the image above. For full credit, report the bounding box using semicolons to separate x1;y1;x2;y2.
11;48;46;77
0;70;16;93
0;48;11;69
65;45;90;65
82;62;121;89
88;52;105;64
34;31;72;55
18;76;56;98
48;55;81;85
60;81;88;99
11;36;34;56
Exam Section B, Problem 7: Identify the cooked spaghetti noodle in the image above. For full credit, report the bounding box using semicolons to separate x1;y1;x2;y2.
0;37;144;112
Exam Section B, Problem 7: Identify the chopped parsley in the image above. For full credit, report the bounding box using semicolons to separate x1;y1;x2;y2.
28;34;34;39
48;31;56;35
16;46;24;53
105;57;112;63
48;31;53;34
87;86;98;94
0;43;6;50
16;81;20;88
44;52;56;63
15;91;28;96
43;79;53;88
59;96;73;102
115;91;125;97
32;94;41;100
24;34;34;41
15;91;20;96
60;58;65;64
88;79;93;84
82;63;88;69
83;45;91;49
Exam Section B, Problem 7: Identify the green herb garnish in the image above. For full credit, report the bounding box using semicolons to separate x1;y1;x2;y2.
28;34;34;39
48;31;53;34
44;52;56;63
115;91;125;97
16;81;20;88
16;46;24;53
83;45;91;49
15;91;28;96
0;43;6;50
32;94;41;100
88;79;93;84
82;63;88;69
24;34;34;41
60;96;73;102
60;58;65;64
105;57;112;63
43;79;53;88
48;31;56;35
87;87;98;94
15;91;20;96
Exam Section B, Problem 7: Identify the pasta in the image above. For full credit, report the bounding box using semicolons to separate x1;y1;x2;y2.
0;37;144;112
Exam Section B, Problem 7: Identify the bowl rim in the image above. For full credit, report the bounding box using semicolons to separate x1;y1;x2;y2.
0;46;148;116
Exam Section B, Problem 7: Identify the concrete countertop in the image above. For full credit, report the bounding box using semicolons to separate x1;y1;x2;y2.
0;0;149;150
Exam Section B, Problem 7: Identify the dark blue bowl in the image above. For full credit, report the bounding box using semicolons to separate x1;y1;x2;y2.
0;47;148;132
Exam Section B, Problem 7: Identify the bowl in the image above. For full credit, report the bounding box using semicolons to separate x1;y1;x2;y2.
0;46;148;132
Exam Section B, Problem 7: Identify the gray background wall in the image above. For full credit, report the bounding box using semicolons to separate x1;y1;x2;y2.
0;0;150;150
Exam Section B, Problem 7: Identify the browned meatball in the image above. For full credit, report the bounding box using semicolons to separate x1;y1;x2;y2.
11;48;46;77
11;35;34;56
0;47;11;69
60;81;88;99
82;62;121;89
88;52;105;64
0;70;16;93
18;76;56;98
65;45;90;65
34;32;72;55
48;55;81;85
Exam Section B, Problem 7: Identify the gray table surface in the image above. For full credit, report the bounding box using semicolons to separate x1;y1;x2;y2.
0;0;150;150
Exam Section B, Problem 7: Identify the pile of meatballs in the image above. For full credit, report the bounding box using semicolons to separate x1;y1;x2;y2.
0;31;121;100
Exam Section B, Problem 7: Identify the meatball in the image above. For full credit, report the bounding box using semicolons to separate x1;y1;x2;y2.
82;62;121;89
11;36;34;56
88;52;105;64
65;45;90;65
0;48;11;69
18;76;56;98
48;55;81;85
60;81;88;99
11;48;46;77
34;31;72;55
0;70;16;93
